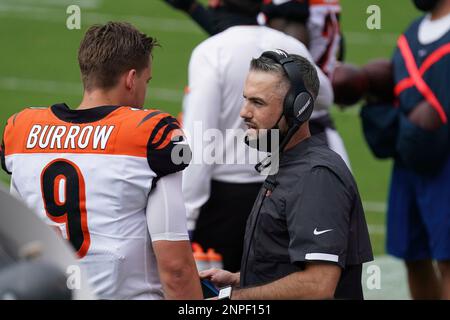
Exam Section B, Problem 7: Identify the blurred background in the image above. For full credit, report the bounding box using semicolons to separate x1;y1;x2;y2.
0;0;422;299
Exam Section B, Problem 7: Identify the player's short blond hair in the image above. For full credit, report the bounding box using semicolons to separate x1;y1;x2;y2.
78;22;158;91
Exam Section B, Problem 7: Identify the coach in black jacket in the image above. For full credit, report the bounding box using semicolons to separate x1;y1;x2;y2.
200;51;373;300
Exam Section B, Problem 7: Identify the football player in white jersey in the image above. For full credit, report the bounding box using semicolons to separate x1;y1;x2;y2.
258;0;342;77
308;0;342;77
0;22;202;300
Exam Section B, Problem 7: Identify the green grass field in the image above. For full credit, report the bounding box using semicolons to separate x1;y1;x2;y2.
0;0;421;257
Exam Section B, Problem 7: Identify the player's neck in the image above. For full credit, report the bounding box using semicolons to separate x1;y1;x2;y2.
78;89;122;110
430;0;450;20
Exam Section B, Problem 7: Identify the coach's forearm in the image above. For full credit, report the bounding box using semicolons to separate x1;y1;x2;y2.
231;263;341;300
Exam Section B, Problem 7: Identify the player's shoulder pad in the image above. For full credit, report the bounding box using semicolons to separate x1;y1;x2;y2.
117;107;181;140
2;107;50;174
3;106;49;136
113;107;191;177
129;108;191;178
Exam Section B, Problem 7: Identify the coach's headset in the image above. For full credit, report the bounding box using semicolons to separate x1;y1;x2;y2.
255;49;315;173
262;49;314;128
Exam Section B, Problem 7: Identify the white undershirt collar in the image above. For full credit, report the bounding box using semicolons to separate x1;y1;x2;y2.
418;12;450;45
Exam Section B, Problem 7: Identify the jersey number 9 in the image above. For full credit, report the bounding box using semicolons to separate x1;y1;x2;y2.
41;158;90;258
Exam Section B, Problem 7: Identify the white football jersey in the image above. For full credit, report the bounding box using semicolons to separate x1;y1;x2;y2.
1;104;190;299
308;0;342;76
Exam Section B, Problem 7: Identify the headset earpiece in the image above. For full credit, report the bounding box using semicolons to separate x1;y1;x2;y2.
260;49;314;126
293;91;314;124
282;87;297;125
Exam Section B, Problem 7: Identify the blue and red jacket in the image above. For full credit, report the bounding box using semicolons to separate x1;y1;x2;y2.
361;16;450;174
394;17;450;121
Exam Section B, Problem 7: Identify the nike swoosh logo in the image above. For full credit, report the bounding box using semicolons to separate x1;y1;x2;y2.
313;228;333;235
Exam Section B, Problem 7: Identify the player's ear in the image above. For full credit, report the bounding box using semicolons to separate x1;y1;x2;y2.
125;69;137;91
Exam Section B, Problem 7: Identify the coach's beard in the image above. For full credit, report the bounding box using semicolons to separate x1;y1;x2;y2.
244;115;285;153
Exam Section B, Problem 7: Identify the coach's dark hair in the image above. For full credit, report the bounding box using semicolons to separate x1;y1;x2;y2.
250;54;320;99
223;0;262;17
78;22;158;91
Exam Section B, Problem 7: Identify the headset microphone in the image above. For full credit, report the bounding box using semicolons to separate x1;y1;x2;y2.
255;122;300;173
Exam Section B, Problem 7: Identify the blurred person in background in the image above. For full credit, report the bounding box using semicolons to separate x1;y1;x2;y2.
163;0;258;35
361;0;450;299
258;0;351;168
258;0;344;77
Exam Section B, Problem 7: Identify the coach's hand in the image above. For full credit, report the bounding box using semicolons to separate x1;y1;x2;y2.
163;0;196;12
199;269;240;288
